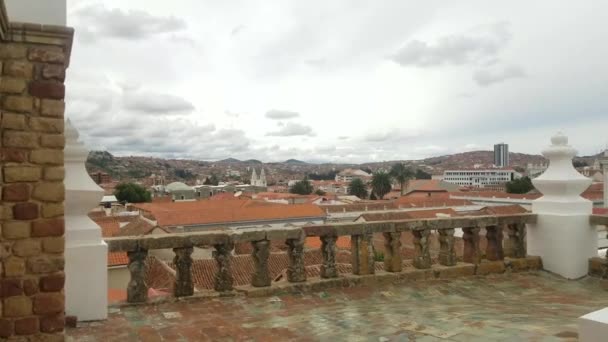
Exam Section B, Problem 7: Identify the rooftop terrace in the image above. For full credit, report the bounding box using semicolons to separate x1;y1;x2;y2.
67;272;608;341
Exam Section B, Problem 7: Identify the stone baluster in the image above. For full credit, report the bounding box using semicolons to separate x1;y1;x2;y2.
127;249;149;303
351;232;375;275
383;232;402;272
505;223;526;258
463;227;481;264
286;238;306;282
485;225;504;261
173;247;194;297
413;229;432;269
213;242;234;292
438;228;457;266
251;240;271;287
320;235;338;278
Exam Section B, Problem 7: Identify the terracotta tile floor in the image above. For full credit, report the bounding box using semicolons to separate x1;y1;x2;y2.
67;272;608;341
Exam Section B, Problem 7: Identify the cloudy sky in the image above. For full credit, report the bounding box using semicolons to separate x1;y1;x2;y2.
65;0;608;163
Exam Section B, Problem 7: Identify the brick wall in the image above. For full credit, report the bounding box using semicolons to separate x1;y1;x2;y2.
1;20;73;340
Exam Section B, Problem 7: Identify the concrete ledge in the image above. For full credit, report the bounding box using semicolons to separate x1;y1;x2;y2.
579;307;608;342
589;257;608;278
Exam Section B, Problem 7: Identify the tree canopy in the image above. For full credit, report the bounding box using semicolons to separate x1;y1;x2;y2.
389;163;414;195
290;178;314;195
114;183;152;203
203;174;220;185
415;169;432;180
348;178;368;199
371;171;392;200
505;176;534;194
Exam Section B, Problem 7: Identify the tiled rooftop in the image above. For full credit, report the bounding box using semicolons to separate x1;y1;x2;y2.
67;272;608;341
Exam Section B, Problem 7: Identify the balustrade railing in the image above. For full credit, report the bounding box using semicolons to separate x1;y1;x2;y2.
105;213;537;303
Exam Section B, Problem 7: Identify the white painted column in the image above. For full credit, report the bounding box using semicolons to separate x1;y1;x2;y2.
528;132;596;279
64;120;108;321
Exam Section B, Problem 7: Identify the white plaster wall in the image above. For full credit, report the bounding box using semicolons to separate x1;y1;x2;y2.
108;267;130;290
5;0;66;26
579;308;608;342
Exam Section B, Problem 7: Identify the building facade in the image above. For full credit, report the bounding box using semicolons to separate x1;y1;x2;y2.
250;168;267;187
494;143;509;167
443;169;518;188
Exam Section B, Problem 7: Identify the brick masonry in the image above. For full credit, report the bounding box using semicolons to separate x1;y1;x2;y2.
1;15;73;341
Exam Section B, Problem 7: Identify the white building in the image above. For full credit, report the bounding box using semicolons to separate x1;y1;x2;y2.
335;168;372;183
443;169;519;188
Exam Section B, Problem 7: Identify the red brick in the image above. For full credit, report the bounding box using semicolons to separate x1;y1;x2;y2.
0;319;14;338
23;278;39;296
65;315;77;328
1;279;24;297
33;293;64;314
2;183;30;202
13;202;39;220
1;148;28;162
14;317;39;335
40;273;64;292
29;81;65;100
31;218;64;237
40;313;64;333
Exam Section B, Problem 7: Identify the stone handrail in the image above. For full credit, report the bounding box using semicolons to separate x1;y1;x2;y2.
590;214;608;227
105;213;536;303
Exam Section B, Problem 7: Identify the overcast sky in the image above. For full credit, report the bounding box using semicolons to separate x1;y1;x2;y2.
65;0;608;163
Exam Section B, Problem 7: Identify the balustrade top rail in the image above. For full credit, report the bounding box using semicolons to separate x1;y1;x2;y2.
105;213;537;252
590;214;608;226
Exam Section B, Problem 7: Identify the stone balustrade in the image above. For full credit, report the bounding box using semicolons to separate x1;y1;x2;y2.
105;213;537;304
588;215;608;279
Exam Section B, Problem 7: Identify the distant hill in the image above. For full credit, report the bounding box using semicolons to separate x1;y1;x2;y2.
244;159;263;164
218;158;241;163
285;159;307;164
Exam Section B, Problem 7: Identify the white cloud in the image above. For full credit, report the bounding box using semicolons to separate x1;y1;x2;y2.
473;65;526;86
266;122;315;137
265;109;300;120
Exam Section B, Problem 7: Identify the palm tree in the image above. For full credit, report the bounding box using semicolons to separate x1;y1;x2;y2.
371;171;392;200
348;178;368;199
390;163;414;196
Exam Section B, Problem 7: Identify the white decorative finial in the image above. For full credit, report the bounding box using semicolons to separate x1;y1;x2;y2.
65;118;80;142
550;131;567;146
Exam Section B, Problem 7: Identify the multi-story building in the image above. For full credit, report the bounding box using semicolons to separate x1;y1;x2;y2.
494;143;509;167
443;168;519;188
335;168;372;183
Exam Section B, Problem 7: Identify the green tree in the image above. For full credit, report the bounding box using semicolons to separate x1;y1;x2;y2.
415;169;432;180
290;178;314;195
314;189;327;196
348;178;368;199
371;171;392;200
390;163;414;195
204;174;220;186
114;183;152;203
505;176;534;194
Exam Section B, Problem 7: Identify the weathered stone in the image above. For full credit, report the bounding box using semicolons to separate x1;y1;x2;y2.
1;148;28;163
213;243;234;292
476;261;506;275
29;117;64;134
0;77;27;94
41;203;63;218
383;232;402;272
3;222;30;239
526;256;543;270
251;240;271;287
13;202;39;220
1;112;26;129
0;319;13;338
231;229;266;242
413;229;432;269
435;263;476;279
4;166;41;182
13;239;41;257
1;278;24;297
286;238;306;282
0;44;27;59
40;313;64;333
42;64;65;81
28;47;66;64
40;273;65;292
30;149;63;165
3;61;34;78
504;223;526;258
438;228;457;266
265;228;302;241
303;225;337;237
173;247;193;297
14;316;39;335
3;296;32;317
2;183;30;202
27;256;64;274
23;278;39;296
40;134;65;149
33;293;64;314
320;235;338;278
485;225;504;261
29;81;65;100
463;227;481;265
4;257;26;277
42;237;64;254
32;182;64;202
3;131;38;149
43;167;64;181
40;99;64;117
351;232;374;275
31;219;64;237
3;96;33;113
127;250;148;303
